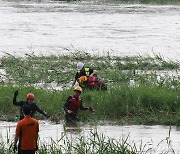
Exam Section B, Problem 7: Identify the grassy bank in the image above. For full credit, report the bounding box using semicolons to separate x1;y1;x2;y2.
0;52;179;125
0;84;179;125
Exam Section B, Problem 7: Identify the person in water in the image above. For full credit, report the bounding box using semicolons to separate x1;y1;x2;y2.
13;90;49;120
63;86;94;122
71;62;97;88
13;105;39;154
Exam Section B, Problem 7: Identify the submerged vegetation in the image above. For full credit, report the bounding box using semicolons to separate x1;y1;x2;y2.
0;51;179;125
0;51;179;153
0;51;179;87
0;129;175;154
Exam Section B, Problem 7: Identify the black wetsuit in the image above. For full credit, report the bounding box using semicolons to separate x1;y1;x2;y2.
75;68;93;80
13;95;48;120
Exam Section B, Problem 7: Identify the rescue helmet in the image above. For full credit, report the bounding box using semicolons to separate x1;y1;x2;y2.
74;86;83;93
26;93;35;100
77;62;84;70
79;76;87;84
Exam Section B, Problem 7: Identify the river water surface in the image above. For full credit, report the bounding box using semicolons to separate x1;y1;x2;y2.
0;0;180;153
0;120;180;153
0;0;180;60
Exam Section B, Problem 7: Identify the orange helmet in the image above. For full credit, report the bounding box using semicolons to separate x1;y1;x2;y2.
79;76;87;84
74;86;83;93
26;93;35;100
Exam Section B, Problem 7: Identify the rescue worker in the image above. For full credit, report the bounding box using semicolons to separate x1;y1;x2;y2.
13;105;39;154
71;62;97;88
63;86;94;122
13;90;49;120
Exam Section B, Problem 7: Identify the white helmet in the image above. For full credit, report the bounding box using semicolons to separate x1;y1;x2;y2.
77;62;84;70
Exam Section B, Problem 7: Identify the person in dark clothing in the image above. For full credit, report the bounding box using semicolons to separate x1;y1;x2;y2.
71;62;107;90
13;90;49;120
63;86;94;122
71;62;97;88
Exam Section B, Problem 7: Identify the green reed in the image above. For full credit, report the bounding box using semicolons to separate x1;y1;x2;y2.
38;130;152;154
0;83;179;125
1;128;177;154
0;52;179;89
0;51;179;124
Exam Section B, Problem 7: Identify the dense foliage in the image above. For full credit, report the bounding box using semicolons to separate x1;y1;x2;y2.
0;52;179;125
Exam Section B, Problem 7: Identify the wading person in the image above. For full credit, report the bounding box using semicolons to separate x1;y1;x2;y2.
63;86;94;122
13;90;49;120
13;105;39;154
71;62;97;88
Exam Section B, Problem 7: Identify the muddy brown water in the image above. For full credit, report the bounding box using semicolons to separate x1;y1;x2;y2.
0;1;180;152
0;120;180;153
0;0;180;61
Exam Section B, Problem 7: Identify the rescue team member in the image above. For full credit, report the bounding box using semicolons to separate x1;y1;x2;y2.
13;90;49;120
63;86;94;122
13;105;39;154
71;62;97;88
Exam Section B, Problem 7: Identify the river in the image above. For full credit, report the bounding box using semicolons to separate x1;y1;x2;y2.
0;0;180;153
0;0;180;60
0;120;180;153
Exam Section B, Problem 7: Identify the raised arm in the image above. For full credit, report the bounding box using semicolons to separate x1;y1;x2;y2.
13;90;23;106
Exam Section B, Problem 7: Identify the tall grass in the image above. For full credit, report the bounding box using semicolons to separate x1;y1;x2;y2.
0;128;14;154
0;52;179;89
0;52;179;124
0;84;179;125
0;85;69;121
0;128;177;154
84;84;180;124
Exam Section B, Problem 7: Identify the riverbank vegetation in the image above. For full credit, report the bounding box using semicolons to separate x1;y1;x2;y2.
0;129;175;153
0;51;179;125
